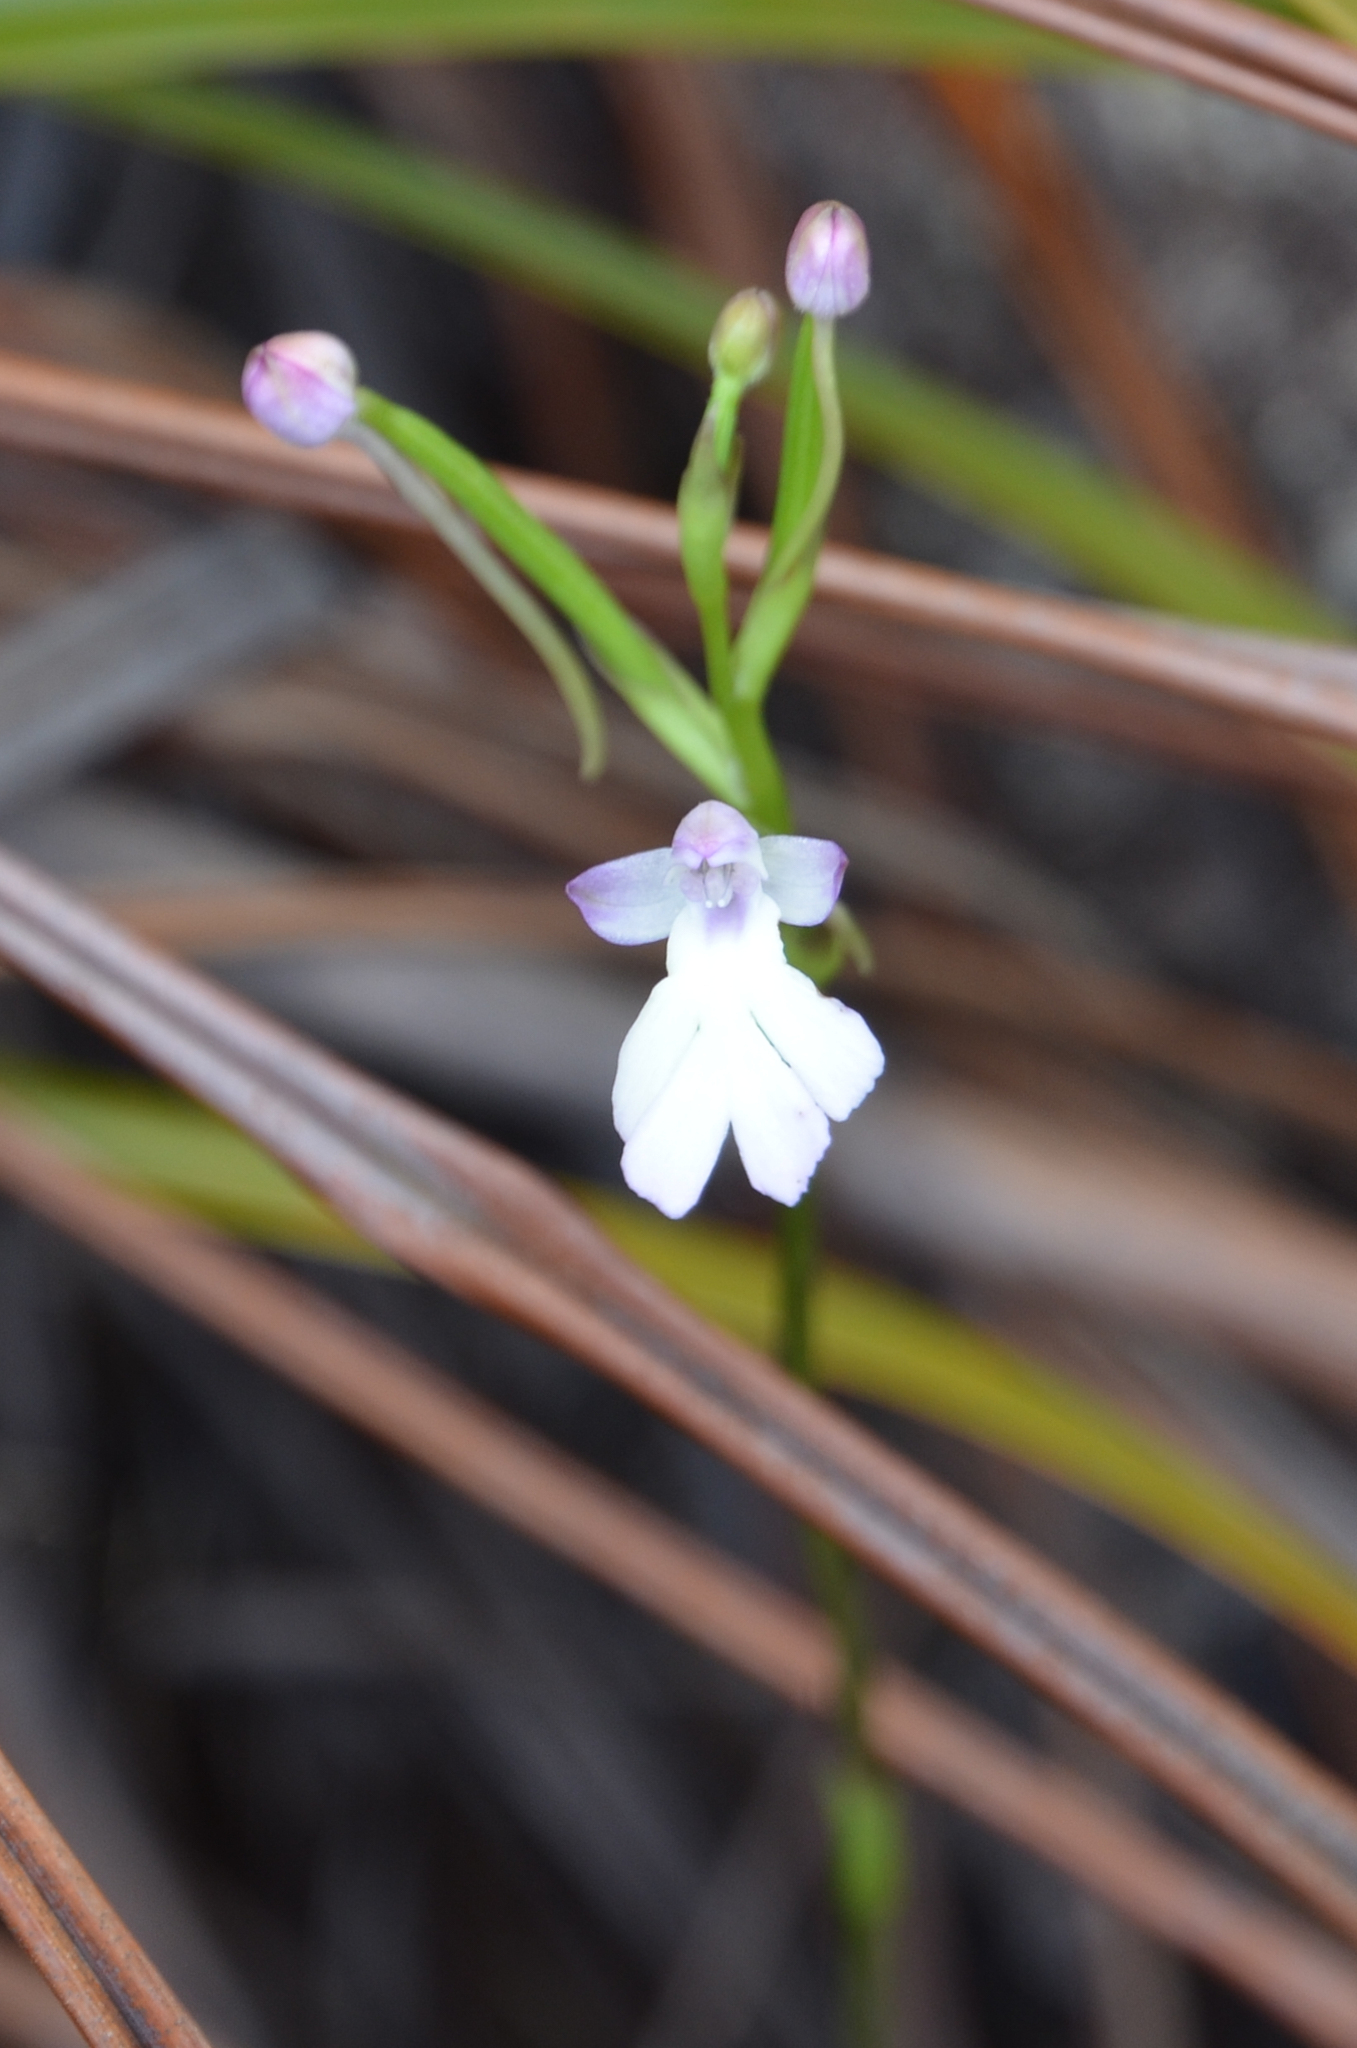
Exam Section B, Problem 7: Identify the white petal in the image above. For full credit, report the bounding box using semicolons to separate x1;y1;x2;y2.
613;977;700;1139
749;965;884;1121
621;1025;731;1218
566;847;683;944
727;1015;830;1205
666;888;785;985
759;835;847;925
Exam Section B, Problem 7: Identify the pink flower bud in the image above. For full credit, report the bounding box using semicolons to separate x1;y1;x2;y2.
785;202;870;320
241;331;357;447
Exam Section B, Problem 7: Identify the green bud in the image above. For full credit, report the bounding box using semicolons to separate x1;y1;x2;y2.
708;289;780;389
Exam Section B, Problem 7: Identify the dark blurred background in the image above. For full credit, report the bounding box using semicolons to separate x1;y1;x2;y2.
0;59;1347;2048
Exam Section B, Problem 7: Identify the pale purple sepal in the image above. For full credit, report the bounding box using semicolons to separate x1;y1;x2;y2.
242;331;357;447
671;800;764;874
785;202;871;320
565;847;684;945
760;834;847;925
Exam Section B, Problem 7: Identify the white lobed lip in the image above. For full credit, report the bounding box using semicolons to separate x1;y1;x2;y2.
567;800;883;1217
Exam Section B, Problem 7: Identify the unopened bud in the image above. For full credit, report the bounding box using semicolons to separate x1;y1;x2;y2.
708;289;779;387
241;331;357;446
785;202;870;320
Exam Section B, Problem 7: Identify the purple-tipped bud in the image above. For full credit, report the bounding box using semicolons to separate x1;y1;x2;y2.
708;289;779;387
785;202;870;320
241;331;357;447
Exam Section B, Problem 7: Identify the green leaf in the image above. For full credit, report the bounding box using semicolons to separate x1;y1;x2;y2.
75;83;1344;633
0;0;1094;92
10;1057;1357;1676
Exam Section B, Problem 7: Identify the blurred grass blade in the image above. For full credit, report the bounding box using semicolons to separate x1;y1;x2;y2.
12;1056;1357;1672
76;82;1340;630
0;0;1089;90
8;1098;1357;2048
0;1061;382;1262
583;1188;1357;1673
13;859;1357;1923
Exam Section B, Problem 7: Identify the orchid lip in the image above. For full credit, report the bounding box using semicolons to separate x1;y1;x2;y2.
565;804;879;1215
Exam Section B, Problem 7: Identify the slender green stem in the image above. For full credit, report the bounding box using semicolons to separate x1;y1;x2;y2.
676;397;738;710
778;1190;869;1749
732;318;849;709
693;554;734;707
778;1185;899;2048
726;698;792;835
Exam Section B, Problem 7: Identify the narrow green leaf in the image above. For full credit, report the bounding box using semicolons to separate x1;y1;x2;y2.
0;0;1093;93
76;83;1344;633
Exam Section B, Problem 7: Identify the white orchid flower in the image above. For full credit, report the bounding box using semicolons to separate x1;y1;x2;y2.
567;800;884;1218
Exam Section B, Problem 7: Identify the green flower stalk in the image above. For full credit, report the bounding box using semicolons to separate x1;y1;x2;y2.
678;286;779;710
734;202;869;709
677;286;790;831
241;198;902;2048
242;330;746;805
